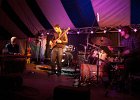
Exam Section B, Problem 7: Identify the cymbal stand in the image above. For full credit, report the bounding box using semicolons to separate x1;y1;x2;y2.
79;44;88;63
95;43;102;84
84;32;90;63
96;50;100;84
84;45;88;63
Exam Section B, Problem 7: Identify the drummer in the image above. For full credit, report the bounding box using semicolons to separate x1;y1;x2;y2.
87;45;109;65
106;26;140;81
107;26;140;74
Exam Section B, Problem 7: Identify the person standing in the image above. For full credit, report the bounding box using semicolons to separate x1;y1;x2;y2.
49;24;70;75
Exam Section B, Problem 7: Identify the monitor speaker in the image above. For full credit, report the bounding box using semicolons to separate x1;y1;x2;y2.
53;85;90;100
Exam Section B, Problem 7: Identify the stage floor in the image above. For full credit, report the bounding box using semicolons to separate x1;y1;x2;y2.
0;63;139;100
23;63;140;100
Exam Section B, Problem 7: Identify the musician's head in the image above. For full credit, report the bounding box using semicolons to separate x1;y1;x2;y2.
120;26;131;37
53;24;62;33
11;36;17;45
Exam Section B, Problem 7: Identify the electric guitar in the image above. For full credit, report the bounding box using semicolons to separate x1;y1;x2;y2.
50;27;70;49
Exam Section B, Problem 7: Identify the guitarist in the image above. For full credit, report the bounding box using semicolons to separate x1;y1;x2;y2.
49;24;70;75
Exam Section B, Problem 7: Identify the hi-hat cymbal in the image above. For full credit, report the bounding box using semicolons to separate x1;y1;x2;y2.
112;46;125;51
91;37;113;46
112;46;125;48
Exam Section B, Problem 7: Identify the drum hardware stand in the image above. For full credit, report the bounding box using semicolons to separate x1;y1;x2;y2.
96;51;100;84
62;51;77;77
104;46;125;96
104;62;125;96
95;38;107;84
79;32;90;63
79;38;103;86
84;45;88;63
79;47;103;87
92;45;102;85
90;42;103;85
79;44;88;63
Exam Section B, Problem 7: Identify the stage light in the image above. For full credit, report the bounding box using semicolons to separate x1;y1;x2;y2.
77;31;80;34
118;29;121;32
41;33;44;36
90;30;94;34
133;28;137;32
67;32;69;34
103;30;107;33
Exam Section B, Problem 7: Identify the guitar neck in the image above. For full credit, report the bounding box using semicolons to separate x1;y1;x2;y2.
58;28;70;39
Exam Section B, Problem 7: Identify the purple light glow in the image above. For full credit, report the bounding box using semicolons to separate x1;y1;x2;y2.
91;0;130;27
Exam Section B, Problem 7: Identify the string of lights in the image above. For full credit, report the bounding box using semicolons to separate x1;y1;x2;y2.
38;24;140;36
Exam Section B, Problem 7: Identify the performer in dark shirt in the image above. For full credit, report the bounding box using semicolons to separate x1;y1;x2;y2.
119;26;140;74
5;36;20;55
106;26;140;74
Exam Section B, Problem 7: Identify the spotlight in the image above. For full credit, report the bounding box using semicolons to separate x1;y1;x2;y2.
77;31;80;34
90;30;94;34
103;30;107;33
67;32;69;34
118;29;121;32
133;28;137;32
41;33;44;36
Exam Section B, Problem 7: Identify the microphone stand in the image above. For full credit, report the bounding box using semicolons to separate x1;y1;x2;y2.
96;39;103;84
84;33;90;62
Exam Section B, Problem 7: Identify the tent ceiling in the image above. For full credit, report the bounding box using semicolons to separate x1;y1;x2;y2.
0;0;139;39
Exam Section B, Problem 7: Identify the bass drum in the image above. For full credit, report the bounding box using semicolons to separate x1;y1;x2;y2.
80;63;108;81
62;52;73;67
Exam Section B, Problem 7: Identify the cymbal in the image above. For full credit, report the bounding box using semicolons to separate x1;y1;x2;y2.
112;46;125;48
91;37;113;46
112;46;125;51
88;43;100;49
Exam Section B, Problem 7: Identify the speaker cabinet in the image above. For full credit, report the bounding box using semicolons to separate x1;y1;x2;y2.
53;85;90;100
0;75;23;90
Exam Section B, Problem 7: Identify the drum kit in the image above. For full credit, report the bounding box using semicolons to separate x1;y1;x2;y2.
61;35;125;85
79;36;125;84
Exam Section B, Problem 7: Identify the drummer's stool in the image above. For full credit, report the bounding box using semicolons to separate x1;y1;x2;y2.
53;85;90;100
